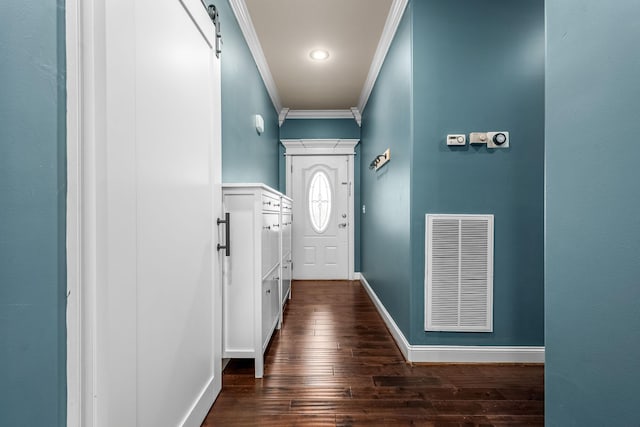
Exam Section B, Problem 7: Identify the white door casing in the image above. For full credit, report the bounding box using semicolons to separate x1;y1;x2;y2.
66;0;222;426
282;140;359;280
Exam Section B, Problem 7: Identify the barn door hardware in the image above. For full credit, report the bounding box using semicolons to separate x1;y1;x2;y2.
207;4;222;58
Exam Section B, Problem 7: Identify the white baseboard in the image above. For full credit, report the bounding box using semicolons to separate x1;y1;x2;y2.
358;273;411;360
407;345;545;363
357;273;545;364
353;272;361;280
179;376;215;427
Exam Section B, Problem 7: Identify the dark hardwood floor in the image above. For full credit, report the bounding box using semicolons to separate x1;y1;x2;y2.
202;280;544;426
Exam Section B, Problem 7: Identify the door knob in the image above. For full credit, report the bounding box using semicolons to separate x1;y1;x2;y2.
338;223;347;228
342;213;347;218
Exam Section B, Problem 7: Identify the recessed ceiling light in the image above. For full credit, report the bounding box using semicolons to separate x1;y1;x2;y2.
309;49;329;61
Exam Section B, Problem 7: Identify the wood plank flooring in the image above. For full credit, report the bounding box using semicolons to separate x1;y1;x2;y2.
202;280;544;426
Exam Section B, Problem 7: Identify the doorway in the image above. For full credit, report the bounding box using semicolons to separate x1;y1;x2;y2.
282;139;359;280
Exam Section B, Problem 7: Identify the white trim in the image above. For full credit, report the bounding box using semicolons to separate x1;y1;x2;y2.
178;377;216;427
280;109;362;127
281;139;360;156
408;345;545;364
285;109;355;120
346;156;355;281
359;273;411;360
357;0;409;113
358;273;545;364
228;0;282;112
278;108;289;127
350;107;362;127
66;0;81;424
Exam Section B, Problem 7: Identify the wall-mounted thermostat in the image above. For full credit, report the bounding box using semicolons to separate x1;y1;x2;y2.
487;131;509;148
447;134;466;146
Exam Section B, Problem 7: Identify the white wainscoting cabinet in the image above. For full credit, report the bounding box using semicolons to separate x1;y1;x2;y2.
221;184;292;378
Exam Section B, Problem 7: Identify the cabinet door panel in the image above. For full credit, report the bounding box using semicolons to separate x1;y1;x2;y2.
261;271;279;349
281;258;291;304
261;279;271;346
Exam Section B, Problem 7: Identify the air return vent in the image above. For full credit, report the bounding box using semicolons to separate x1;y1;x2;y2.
425;214;494;332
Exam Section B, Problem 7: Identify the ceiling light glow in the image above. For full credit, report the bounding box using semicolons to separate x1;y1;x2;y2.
309;49;329;61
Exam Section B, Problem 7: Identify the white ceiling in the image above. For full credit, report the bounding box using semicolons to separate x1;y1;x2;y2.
242;0;395;112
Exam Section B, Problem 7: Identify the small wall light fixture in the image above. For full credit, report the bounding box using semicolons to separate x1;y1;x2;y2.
255;114;264;134
369;148;391;171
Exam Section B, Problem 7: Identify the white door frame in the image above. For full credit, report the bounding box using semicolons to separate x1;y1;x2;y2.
65;0;89;423
65;1;221;425
281;139;359;281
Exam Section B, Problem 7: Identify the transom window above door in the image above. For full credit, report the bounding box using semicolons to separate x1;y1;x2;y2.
308;171;332;233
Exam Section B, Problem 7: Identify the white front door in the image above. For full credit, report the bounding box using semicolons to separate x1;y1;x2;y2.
291;155;351;279
73;0;222;426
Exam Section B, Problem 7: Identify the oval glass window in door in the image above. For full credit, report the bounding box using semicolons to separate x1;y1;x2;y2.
308;171;332;233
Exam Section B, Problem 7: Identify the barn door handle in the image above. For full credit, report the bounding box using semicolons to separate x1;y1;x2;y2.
217;212;230;256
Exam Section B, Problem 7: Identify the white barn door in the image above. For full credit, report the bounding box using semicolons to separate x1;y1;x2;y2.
72;0;222;426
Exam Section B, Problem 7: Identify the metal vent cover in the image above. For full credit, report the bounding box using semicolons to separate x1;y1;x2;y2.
425;214;494;332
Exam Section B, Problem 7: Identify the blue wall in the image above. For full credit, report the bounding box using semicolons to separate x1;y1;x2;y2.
279;118;362;269
360;5;413;337
0;1;67;425
360;0;545;345
545;1;640;425
215;1;280;189
409;0;545;345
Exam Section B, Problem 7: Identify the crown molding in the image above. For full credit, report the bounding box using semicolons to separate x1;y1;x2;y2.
350;107;362;127
228;0;282;112
278;108;290;126
357;0;409;114
280;108;361;126
281;139;360;156
286;109;354;120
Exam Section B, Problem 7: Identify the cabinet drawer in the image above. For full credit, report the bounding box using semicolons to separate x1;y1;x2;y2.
281;213;292;256
281;200;292;213
261;213;280;275
261;194;280;212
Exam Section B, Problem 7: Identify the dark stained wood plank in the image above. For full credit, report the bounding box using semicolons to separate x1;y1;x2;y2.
202;280;544;426
335;414;496;426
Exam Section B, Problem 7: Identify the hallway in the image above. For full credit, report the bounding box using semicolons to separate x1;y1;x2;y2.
202;281;544;426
